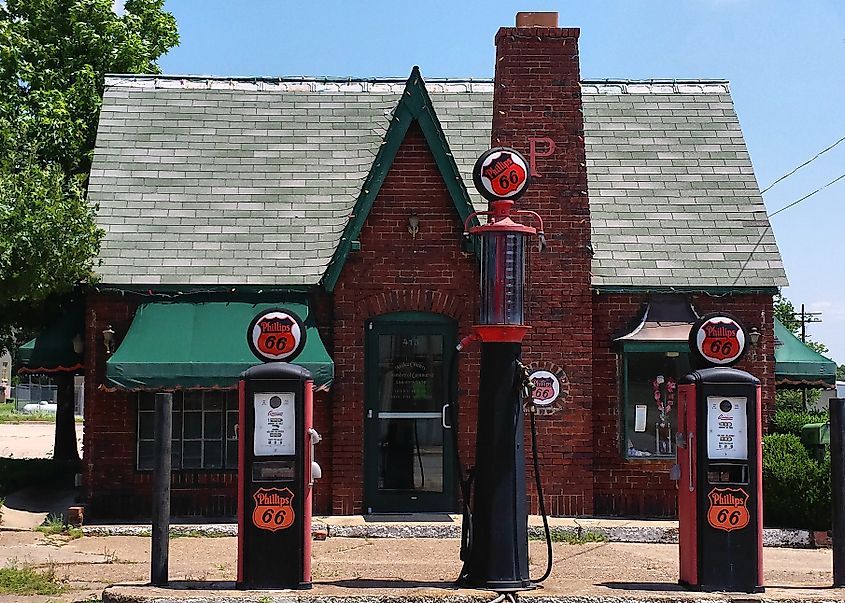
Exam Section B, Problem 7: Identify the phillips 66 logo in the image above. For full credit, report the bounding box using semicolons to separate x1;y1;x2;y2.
247;308;306;363
707;487;750;532
690;313;748;367
472;147;530;201
252;487;295;532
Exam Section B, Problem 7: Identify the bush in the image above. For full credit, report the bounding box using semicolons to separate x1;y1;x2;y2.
762;434;830;530
770;408;827;437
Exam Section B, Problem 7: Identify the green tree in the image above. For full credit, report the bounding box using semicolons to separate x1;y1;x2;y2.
837;364;845;382
0;0;178;463
0;0;178;349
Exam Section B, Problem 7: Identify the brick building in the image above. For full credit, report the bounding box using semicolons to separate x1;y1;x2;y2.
81;16;786;518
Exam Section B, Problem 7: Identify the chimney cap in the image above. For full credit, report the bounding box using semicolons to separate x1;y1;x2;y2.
515;12;559;28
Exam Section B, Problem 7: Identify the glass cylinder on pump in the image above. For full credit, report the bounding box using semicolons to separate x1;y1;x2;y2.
479;231;526;325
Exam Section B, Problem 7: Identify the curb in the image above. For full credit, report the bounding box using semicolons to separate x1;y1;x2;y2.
101;585;845;603
82;523;816;548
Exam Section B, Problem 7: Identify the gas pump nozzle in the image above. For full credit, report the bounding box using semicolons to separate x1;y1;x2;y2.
308;428;322;486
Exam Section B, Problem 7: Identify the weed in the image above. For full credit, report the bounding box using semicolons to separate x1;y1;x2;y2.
35;514;83;540
101;547;118;564
257;596;273;603
530;529;607;545
0;563;65;595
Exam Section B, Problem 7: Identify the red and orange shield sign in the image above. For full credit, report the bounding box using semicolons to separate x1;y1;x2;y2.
707;487;750;532
484;153;527;197
252;487;295;532
256;316;296;357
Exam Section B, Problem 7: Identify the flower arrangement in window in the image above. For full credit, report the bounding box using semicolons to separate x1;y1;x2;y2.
653;376;676;454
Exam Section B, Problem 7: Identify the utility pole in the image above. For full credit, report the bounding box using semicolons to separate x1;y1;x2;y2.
799;304;823;410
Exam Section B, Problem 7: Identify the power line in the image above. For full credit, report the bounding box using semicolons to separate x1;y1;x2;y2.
732;172;845;286
768;172;845;218
760;135;845;195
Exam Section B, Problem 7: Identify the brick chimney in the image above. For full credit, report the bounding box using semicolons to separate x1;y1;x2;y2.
492;13;593;516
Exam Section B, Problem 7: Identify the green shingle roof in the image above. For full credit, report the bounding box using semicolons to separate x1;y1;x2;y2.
88;74;786;290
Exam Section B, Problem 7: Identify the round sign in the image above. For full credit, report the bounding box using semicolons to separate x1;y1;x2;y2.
689;312;748;367
247;308;307;363
472;147;530;201
528;369;561;406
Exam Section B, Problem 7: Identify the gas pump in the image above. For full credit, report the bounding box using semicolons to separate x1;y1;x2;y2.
237;309;322;590
453;148;548;593
677;313;763;593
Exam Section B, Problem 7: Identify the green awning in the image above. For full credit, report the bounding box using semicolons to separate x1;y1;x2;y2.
106;302;333;390
17;302;84;375
774;317;836;388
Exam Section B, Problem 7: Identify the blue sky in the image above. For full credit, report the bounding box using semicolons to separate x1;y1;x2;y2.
154;0;845;364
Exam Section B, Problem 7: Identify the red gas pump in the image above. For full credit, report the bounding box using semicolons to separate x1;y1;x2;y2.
677;313;763;593
455;148;547;592
237;309;322;590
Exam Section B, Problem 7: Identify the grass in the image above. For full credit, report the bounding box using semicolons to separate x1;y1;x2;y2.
531;529;607;545
0;401;82;423
36;514;83;540
0;563;65;595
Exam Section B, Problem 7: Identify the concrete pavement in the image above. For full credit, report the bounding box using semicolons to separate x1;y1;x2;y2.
0;530;841;603
0;421;83;459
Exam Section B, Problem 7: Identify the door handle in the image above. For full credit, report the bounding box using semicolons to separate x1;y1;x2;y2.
441;404;452;429
688;432;695;493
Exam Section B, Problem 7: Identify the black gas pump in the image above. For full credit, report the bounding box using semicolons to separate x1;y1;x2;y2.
677;313;763;593
454;148;548;593
237;309;322;590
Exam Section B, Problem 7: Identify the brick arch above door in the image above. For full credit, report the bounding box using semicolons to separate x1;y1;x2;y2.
358;289;473;324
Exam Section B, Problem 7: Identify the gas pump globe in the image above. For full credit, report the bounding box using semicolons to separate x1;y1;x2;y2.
456;147;547;593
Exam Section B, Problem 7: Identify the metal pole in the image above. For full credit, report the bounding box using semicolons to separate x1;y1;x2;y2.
151;392;172;586
831;398;845;587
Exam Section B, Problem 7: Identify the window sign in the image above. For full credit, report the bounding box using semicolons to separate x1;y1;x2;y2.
707;396;748;460
253;392;295;457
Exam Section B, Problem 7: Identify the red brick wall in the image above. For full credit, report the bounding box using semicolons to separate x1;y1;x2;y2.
591;292;775;517
492;26;594;516
331;121;480;514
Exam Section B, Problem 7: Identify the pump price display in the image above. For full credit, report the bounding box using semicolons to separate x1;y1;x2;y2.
707;396;747;460
253;392;295;456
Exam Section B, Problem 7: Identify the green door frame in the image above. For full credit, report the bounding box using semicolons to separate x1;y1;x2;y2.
364;311;457;513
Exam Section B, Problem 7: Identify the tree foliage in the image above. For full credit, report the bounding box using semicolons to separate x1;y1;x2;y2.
0;0;178;352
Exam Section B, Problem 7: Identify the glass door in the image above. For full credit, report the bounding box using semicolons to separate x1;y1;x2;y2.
364;313;456;513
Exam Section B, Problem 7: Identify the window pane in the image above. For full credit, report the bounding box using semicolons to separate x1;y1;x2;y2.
183;441;202;468
204;412;222;439
624;352;688;458
171;444;182;469
183;412;202;439
226;392;238;411
204;439;223;469
138;440;155;470
138;394;155;412
172;412;182;440
205;394;223;412
184;394;202;411
226;412;238;440
226;439;239;468
138;412;154;439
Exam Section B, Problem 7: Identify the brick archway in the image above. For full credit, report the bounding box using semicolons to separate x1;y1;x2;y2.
359;289;471;324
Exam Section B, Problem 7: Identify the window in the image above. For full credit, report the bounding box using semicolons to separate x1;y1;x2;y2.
622;350;690;459
137;390;239;470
